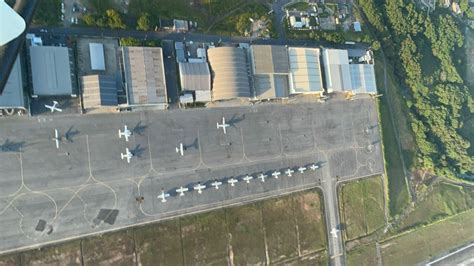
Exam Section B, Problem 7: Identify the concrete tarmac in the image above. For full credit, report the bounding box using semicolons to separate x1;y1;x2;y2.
0;97;383;256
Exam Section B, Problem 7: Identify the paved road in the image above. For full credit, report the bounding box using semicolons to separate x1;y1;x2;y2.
272;0;289;41
427;243;474;266
161;40;179;104
0;97;383;256
29;26;369;50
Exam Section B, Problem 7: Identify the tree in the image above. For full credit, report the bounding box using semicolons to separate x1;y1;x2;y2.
120;37;141;46
137;12;151;31
82;14;96;26
106;9;126;29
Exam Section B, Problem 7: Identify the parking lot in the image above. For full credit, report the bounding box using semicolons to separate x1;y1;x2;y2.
0;96;383;254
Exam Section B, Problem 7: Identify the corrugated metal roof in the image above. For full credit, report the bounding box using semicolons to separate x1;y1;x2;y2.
0;56;25;109
89;43;105;71
81;75;118;108
179;62;211;92
208;47;251;101
349;64;377;94
30;45;73;96
288;47;324;94
122;46;168;106
251;45;289;74
322;49;352;93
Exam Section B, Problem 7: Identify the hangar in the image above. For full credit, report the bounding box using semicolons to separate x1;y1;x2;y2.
29;45;74;96
322;48;352;93
80;75;118;110
207;47;251;101
122;46;168;109
350;64;377;94
288;47;324;95
0;56;27;113
179;62;211;102
250;45;290;99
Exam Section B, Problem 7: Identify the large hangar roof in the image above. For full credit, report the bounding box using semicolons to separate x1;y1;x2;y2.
288;47;324;94
179;62;211;92
0;56;25;109
122;46;168;106
207;47;251;101
349;64;377;94
29;45;73;96
89;43;105;71
251;45;289;74
81;75;117;108
322;49;352;93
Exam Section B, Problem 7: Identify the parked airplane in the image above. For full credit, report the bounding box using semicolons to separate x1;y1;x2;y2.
285;168;295;177
121;148;133;163
298;166;307;174
216;117;230;134
310;164;320;171
227;177;238;186
243;175;253;183
258;173;267;182
331;228;339;238
52;129;60;149
271;171;281;179
194;182;206;194
176;143;184;156
176;186;189;196
118;125;132;142
211;180;223;189
45;101;62;113
157;189;170;203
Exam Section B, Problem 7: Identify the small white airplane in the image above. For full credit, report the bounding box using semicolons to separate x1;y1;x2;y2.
176;186;189;196
45;101;62;113
194;183;206;194
52;129;60;149
121;148;133;163
243;175;253;183
216;117;230;134
227;177;238;187
285;169;295;177
298;166;307;174
157;189;170;203
211;180;223;189
258;173;267;182
175;143;184;156
310;164;320;171
118;125;132;142
271;171;281;179
331;228;339;238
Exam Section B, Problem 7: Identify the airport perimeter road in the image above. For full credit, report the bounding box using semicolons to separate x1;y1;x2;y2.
0;97;383;257
28;26;369;50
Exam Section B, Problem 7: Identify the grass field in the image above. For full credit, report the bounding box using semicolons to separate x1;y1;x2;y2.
339;176;386;240
21;240;82;265
0;189;328;265
374;52;412;217
263;196;299;262
346;243;377;266
181;210;229;265
82;230;136;265
134;220;183;265
293;192;327;254
226;204;266;265
381;209;474;265
399;183;474;231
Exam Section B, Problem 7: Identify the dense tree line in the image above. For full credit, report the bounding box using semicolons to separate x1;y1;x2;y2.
359;0;474;178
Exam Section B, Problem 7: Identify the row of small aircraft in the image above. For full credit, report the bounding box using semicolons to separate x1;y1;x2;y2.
156;163;321;202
